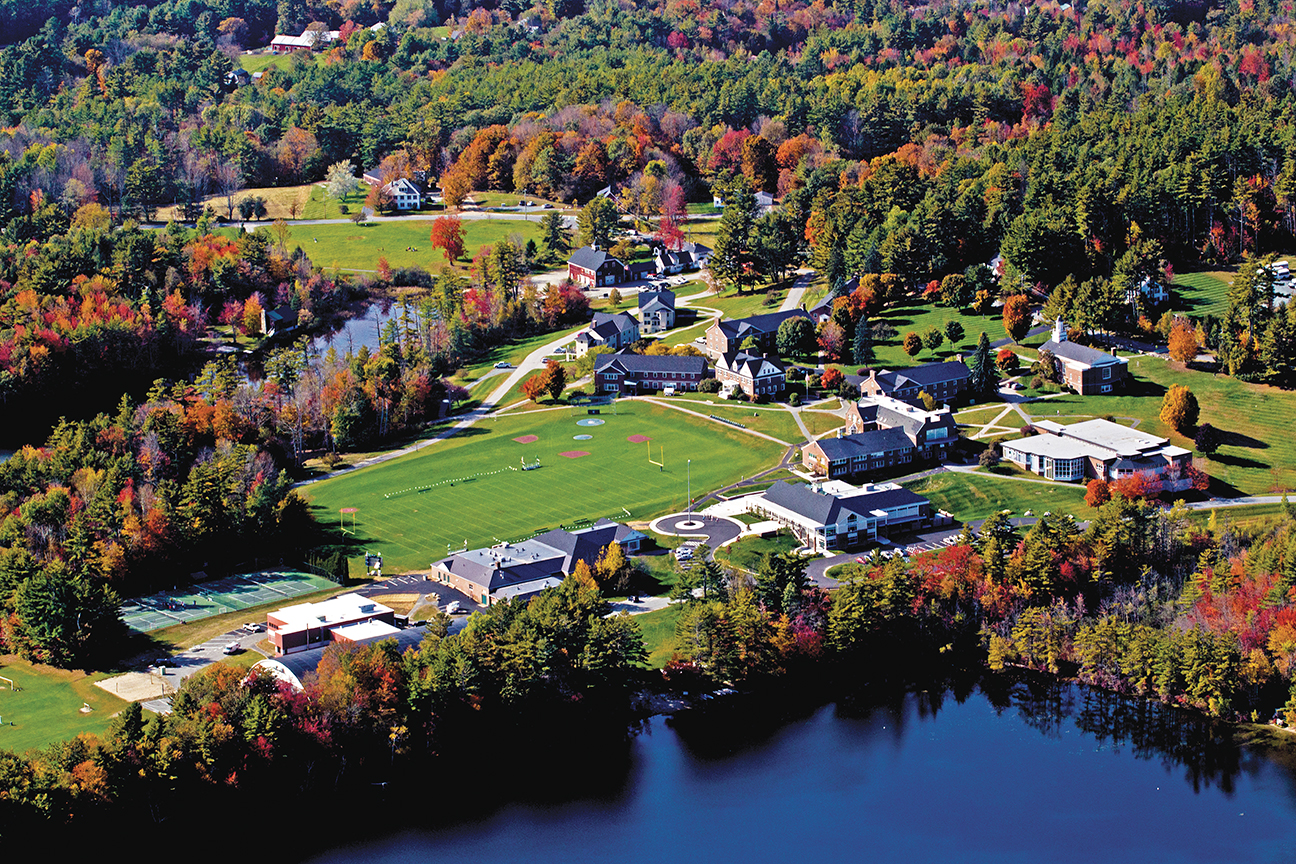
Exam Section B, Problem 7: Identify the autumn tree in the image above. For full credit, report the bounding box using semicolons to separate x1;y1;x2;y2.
1002;294;1032;342
902;331;922;358
522;373;548;402
429;215;465;262
1159;384;1199;432
1168;320;1200;364
543;359;566;401
1085;478;1111;508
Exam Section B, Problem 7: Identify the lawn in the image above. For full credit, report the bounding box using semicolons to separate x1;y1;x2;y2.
903;472;1093;522
1020;357;1296;496
868;300;1007;368
636;604;683;668
801;409;845;437
715;530;800;573
289;219;541;273
665;400;803;444
302;403;786;572
0;657;131;754
707;282;792;320
1173;270;1234;318
450;326;586;386
159;183;318;222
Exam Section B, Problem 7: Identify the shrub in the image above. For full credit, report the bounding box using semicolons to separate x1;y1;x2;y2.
755;393;770;404
978;447;1000;469
699;378;723;393
321;451;343;468
1030;375;1044;389
788;392;801;406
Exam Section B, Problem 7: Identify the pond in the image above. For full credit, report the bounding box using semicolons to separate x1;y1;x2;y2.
307;680;1296;864
306;303;396;357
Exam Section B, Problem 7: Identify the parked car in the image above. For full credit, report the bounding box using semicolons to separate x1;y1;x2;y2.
494;361;513;369
445;601;462;614
241;622;263;633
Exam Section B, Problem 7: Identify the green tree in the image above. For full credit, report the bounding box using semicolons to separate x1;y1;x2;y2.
922;325;944;355
852;319;874;365
539;211;570;260
710;177;762;293
966;331;997;393
944;319;965;347
777;316;815;358
578;197;620;249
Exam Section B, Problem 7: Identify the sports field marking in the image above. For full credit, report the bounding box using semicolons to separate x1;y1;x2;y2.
627;435;651;443
574;434;593;440
560;451;590;458
513;435;539;443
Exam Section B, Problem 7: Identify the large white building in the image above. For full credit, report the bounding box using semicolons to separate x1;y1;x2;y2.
1001;418;1191;489
265;592;396;656
749;480;932;553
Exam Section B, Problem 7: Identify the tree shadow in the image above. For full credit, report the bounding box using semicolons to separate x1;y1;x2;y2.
1217;430;1268;450
1207;453;1269;470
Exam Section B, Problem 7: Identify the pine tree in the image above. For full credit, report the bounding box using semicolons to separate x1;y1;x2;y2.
852;319;874;365
967;331;996;392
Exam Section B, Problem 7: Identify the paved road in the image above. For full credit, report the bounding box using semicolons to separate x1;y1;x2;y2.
650;513;744;553
777;269;816;312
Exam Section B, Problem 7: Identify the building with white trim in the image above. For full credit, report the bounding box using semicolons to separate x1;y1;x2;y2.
749;480;932;553
1001;418;1191;489
265;592;395;656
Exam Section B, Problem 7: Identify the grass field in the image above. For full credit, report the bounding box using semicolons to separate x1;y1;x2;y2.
1173;270;1234;318
303;403;785;572
0;657;130;754
716;531;800;572
636;604;683;668
903;472;1093;522
1020;357;1296;495
289;219;541;273
707;282;792;320
869;300;1008;368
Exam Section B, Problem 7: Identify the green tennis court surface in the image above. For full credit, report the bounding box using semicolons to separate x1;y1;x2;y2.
121;571;338;632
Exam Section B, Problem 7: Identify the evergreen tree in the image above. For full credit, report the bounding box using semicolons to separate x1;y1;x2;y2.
852;319;874;365
966;331;996;392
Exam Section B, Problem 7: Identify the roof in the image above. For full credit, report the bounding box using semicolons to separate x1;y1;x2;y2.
638;289;675;310
595;352;709;376
1001;434;1097;461
1054;418;1169;457
713;309;811;341
269;593;392;629
866;361;969;394
270;34;315;48
718;351;784;379
569;246;622;271
1040;339;1125;368
592;311;638;336
811;427;914;461
434;522;638;597
761;480;928;526
331;620;402;642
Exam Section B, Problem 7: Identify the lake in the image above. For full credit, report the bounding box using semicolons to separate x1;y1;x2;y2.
307;679;1296;864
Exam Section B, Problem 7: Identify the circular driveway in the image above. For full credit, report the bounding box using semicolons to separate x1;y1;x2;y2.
650;513;744;549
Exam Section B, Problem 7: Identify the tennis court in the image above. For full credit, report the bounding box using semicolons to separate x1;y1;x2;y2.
121;570;339;632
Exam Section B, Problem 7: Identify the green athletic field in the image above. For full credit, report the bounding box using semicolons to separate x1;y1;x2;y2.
303;403;786;572
0;658;129;754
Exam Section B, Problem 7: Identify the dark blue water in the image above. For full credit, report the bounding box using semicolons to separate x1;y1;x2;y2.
310;683;1296;864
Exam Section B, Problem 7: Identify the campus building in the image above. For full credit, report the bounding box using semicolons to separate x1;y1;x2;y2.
715;351;786;397
750;480;933;553
594;352;712;395
567;246;627;288
637;289;676;333
842;394;959;461
430;520;645;606
856;361;969;406
1038;319;1128;395
704;309;811;358
574;311;640;356
265;593;396;656
801;428;915;479
1000;418;1191;489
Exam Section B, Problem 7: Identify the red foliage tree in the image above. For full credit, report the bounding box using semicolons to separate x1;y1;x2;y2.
1085;478;1111;508
1110;472;1161;501
820;366;844;390
430;216;466;262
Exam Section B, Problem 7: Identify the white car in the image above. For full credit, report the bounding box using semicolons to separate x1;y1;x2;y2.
494;361;513;369
445;601;462;614
222;641;241;655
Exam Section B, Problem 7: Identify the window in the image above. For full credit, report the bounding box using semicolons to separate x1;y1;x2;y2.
1103;366;1112;380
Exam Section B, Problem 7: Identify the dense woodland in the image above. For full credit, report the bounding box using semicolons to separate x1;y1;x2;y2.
2;498;1296;835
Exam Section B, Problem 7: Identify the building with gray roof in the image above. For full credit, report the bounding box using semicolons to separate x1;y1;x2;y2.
801;427;916;479
751;480;931;553
1038;319;1128;394
430;520;645;606
575;311;640;357
594;351;711;395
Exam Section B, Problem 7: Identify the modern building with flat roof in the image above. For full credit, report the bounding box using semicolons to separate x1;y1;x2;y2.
265;593;395;656
1001;418;1191;488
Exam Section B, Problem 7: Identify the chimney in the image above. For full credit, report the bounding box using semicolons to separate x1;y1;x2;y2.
1053;318;1067;343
